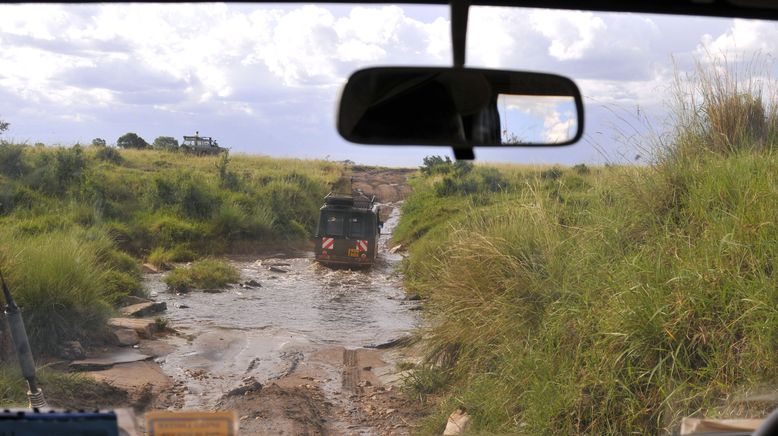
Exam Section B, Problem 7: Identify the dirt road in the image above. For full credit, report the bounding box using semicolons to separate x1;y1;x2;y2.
143;168;425;434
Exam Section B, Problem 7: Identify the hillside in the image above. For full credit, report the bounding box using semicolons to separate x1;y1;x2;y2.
0;145;345;355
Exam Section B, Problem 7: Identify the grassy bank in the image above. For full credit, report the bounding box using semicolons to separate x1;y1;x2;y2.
397;62;778;433
0;146;344;356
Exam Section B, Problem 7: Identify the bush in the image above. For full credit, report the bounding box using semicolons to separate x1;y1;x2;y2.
0;144;27;178
147;245;197;269
0;232;115;354
94;146;123;165
116;133;148;149
152;136;179;150
540;166;563;180
178;177;220;220
397;57;778;434
421;155;453;175
572;163;590;175
163;258;239;292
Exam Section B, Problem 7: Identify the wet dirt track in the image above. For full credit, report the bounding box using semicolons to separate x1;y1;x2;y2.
146;169;425;434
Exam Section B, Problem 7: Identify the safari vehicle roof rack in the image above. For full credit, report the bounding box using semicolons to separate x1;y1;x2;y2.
323;192;376;209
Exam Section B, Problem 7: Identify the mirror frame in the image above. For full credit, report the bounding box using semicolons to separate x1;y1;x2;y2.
337;66;585;147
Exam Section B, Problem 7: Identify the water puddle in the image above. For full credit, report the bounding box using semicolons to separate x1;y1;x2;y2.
145;203;419;409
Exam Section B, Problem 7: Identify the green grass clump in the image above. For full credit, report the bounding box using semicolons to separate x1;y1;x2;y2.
0;365;128;409
164;258;240;292
147;245;198;269
397;59;778;434
0;230;133;355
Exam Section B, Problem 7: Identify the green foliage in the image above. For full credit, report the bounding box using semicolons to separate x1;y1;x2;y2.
215;151;239;190
572;163;590;175
0;365;127;408
420;155;452;175
94;146;123;165
0;230;133;354
540;166;563;180
91;138;107;147
152;136;179;150
147;245;197;269
402;364;451;403
0;144;27;178
116;132;148;149
398;58;778;434
432;165;508;197
0;146;344;354
164;258;239;292
0;118;8;135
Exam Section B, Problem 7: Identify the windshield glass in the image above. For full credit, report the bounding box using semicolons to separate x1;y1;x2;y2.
321;211;345;237
347;214;368;238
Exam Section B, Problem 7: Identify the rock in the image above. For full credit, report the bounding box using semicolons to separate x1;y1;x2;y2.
108;318;158;339
405;293;422;301
267;266;289;273
177;304;190;309
226;377;262;397
443;408;471;435
59;341;85;360
112;328;140;347
119;296;151;307
243;279;262;288
141;263;160;274
69;349;152;371
365;336;411;349
202;289;222;293
120;301;167;317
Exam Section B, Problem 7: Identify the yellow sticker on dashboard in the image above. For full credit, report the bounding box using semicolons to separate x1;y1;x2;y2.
146;411;238;436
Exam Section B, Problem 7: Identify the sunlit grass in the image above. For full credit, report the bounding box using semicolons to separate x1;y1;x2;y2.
398;57;778;434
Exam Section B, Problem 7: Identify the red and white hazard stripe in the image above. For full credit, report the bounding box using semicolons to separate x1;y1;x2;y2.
356;240;368;252
322;237;334;249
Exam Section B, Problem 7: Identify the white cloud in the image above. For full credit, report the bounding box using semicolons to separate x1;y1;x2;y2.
0;3;775;166
697;19;778;59
530;10;606;61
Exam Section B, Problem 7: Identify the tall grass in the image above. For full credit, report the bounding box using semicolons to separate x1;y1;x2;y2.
398;57;778;434
0;230;125;354
163;258;240;292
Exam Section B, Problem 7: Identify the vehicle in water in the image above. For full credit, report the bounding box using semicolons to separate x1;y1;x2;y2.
180;131;226;155
315;192;382;268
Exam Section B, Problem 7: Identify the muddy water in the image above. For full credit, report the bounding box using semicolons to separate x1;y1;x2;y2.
145;204;419;410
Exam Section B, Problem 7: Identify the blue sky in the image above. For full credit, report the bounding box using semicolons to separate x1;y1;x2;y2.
0;3;775;166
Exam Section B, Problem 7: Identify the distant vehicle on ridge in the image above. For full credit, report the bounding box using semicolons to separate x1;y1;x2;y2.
180;131;226;155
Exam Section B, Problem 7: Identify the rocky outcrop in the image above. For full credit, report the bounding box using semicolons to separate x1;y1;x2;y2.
108;318;158;339
120;301;167;318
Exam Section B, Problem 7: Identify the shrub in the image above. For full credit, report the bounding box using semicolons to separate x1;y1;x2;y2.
116;133;148;149
539;166;563;180
0;232;115;354
147;245;197;269
0;144;27;178
572;163;590;175
94;147;123;165
421;155;453;175
178;177;219;220
152;136;179;150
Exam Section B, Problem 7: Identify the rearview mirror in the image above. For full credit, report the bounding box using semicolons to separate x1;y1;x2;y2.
337;67;584;147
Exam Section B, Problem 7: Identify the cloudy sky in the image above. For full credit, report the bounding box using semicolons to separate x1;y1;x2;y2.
0;3;775;166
